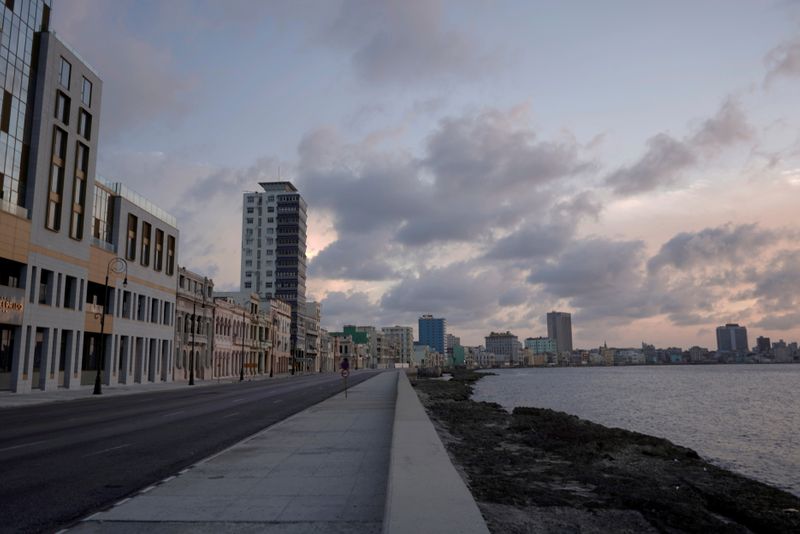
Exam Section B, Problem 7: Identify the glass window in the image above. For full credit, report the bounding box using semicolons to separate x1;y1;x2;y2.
140;221;151;266
59;57;71;89
55;91;70;124
166;235;175;275
81;77;92;106
126;214;138;261
69;143;88;240
78;109;91;140
154;229;164;271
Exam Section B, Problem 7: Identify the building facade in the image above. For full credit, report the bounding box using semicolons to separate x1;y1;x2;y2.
524;336;557;354
382;325;414;365
716;323;748;356
1;18;180;393
241;182;307;372
418;314;446;355
485;331;520;365
546;311;573;354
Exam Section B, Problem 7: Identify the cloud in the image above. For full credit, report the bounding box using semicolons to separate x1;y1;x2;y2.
764;36;800;86
319;291;382;330
323;0;499;84
647;223;779;273
53;0;197;139
309;231;400;281
604;99;753;196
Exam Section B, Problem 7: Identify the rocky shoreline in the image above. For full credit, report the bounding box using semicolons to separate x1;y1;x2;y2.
413;370;800;533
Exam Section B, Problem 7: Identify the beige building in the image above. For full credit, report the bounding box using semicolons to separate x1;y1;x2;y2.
175;268;213;382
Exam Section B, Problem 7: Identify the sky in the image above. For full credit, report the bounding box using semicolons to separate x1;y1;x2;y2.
53;0;800;349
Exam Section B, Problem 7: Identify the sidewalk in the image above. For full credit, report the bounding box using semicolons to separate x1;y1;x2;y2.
71;370;398;533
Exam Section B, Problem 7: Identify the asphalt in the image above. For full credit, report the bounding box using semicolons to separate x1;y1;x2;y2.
0;370;382;534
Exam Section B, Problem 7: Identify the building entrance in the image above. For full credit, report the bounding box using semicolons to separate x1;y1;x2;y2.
0;325;15;390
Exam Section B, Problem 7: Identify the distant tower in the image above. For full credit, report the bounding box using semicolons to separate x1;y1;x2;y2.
546;311;573;353
418;315;446;355
716;323;748;355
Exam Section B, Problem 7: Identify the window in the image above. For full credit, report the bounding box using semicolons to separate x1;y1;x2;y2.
166;235;175;275
59;57;71;89
78;109;91;140
245;260;252;267
126;214;138;261
92;186;114;243
0;90;11;133
46;127;67;231
247;196;254;203
267;206;274;212
55;91;70;124
69;143;88;240
154;229;164;271
246;207;254;214
267;218;273;223
81;77;92;106
268;196;274;201
244;282;251;289
246;218;253;224
140;222;151;266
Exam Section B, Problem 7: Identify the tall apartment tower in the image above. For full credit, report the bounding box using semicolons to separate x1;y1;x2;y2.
546;311;573;354
241;182;307;363
716;323;748;355
418;315;446;355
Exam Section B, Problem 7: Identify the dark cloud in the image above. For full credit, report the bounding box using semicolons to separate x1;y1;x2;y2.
755;311;800;330
319;291;382;331
323;0;498;84
605;99;753;196
764;36;800;86
647;223;778;273
309;232;400;281
748;250;800;307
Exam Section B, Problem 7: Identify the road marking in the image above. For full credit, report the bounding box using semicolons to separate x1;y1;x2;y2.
162;410;185;417
140;485;157;494
82;512;102;521
223;412;240;418
232;397;245;403
178;468;189;475
83;444;131;457
272;399;283;404
54;529;70;534
0;439;48;453
161;475;176;483
114;497;131;506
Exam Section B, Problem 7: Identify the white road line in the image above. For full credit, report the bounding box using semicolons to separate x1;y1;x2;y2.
162;475;176;483
82;512;102;521
232;398;245;403
178;468;189;475
114;497;131;506
272;399;283;403
82;444;131;458
223;412;240;418
140;485;157;494
0;439;49;453
54;529;70;534
162;410;185;417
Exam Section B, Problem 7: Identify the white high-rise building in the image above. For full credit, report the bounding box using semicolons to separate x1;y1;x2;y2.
241;182;307;368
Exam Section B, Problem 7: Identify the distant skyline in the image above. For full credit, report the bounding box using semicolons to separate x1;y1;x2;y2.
55;1;800;347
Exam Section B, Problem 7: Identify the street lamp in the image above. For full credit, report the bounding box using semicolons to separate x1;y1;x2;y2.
270;317;277;378
94;257;128;395
189;277;207;386
239;307;246;382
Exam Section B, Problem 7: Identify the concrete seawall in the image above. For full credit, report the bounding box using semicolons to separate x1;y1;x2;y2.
383;371;489;534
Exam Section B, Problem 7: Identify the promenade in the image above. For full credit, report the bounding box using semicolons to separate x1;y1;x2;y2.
67;371;489;533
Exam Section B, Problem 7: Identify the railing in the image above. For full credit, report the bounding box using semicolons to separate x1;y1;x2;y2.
0;197;28;218
85;303;104;316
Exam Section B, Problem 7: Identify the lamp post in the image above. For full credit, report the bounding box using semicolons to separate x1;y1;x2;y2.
94;257;128;395
270;317;277;378
189;277;207;386
239;307;245;382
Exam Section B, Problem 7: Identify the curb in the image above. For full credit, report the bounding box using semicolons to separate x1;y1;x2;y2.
383;371;490;534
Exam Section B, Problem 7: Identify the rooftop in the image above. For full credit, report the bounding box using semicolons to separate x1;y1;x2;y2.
96;175;178;228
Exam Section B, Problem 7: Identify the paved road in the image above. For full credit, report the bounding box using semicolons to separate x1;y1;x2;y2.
0;370;382;534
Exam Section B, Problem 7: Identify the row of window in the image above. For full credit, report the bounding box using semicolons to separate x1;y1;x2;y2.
124;213;176;276
58;56;92;107
45;124;91;239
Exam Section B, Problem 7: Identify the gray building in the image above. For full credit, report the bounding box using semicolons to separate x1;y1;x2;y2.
547;311;573;354
0;9;180;393
485;331;521;365
382;325;414;365
241;182;308;371
175;267;213;382
716;323;748;356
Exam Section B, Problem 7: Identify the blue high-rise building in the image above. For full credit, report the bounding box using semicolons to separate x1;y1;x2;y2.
418;315;446;355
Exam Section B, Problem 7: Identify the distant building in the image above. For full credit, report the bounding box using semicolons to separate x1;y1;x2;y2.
418;315;446;355
756;336;771;354
547;311;573;354
716;323;748;356
382;326;414;365
524;336;556;354
485;331;521;365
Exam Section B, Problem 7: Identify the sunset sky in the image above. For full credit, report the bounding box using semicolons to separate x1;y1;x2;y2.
54;0;800;348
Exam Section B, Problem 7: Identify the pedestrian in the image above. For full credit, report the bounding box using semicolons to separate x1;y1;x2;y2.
340;357;350;371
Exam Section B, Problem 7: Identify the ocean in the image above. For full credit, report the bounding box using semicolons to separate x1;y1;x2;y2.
471;364;800;497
